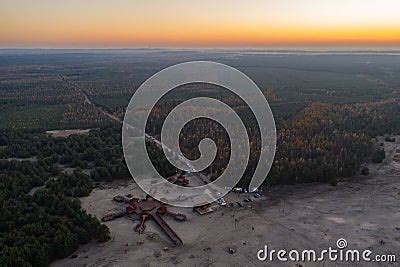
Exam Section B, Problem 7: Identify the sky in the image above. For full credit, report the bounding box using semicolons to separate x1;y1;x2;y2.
1;0;400;48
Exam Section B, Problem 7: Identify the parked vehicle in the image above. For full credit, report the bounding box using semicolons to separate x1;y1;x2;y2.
216;197;227;206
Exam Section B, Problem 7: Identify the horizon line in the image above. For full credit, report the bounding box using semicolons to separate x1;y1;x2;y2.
1;46;400;51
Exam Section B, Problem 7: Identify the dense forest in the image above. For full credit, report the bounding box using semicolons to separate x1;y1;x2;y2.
1;97;399;265
0;127;177;265
0;160;110;266
143;97;400;186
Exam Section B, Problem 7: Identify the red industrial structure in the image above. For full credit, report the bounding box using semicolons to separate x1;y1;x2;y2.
102;195;187;246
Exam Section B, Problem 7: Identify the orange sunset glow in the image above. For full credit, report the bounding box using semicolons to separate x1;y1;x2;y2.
1;0;399;48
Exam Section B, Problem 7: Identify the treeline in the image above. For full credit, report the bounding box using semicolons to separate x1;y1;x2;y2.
0;159;110;266
0;127;126;182
255;99;400;185
0;125;177;182
0;125;176;266
266;103;372;185
144;98;400;186
2;99;400;189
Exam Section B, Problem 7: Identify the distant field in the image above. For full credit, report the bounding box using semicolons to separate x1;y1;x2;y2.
1;50;400;130
0;105;64;129
91;95;130;109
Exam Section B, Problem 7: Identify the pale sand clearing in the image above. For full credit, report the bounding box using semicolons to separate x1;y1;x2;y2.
54;138;400;266
46;129;92;138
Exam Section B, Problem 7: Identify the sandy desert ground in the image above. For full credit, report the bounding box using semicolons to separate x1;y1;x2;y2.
54;137;400;266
